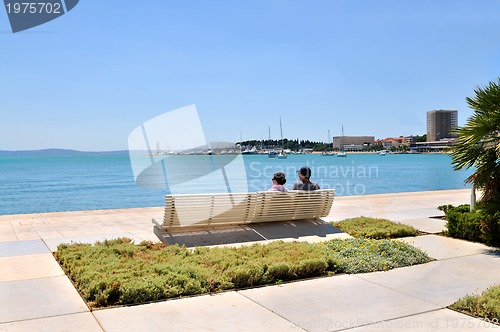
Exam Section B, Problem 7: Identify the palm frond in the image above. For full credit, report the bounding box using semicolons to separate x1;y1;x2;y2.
450;77;500;204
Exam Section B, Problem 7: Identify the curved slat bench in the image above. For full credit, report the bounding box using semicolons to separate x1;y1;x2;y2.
152;189;335;233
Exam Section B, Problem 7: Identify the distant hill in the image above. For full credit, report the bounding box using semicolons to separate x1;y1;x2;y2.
0;149;129;156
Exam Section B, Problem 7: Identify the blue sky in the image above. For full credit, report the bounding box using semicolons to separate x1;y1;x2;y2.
1;0;499;151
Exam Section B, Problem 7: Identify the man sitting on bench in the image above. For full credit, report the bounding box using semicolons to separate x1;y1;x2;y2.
292;166;320;191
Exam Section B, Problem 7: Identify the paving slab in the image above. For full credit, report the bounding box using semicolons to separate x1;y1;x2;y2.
0;276;88;323
93;291;302;332
401;235;500;260
356;253;500;307
329;189;470;222
0;240;50;257
126;229;161;243
398;217;446;234
0;312;103;332
8;224;40;241
0;223;16;243
346;308;500;331
0;253;64;282
239;275;440;332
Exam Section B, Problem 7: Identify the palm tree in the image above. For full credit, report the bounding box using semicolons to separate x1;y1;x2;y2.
450;78;500;206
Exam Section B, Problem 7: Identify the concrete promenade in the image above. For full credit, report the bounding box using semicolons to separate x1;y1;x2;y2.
0;189;499;331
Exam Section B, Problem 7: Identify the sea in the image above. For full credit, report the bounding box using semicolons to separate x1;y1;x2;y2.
0;151;474;215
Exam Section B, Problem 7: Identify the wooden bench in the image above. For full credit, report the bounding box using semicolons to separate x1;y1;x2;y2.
152;189;335;233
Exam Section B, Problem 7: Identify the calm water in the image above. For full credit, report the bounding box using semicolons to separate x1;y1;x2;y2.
0;152;473;215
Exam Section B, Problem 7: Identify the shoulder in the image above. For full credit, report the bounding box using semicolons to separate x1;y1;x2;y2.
311;182;321;190
279;185;288;192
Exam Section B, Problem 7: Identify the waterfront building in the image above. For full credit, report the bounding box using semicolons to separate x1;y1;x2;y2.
426;109;458;141
414;139;456;152
332;136;375;151
405;136;418;144
382;137;405;149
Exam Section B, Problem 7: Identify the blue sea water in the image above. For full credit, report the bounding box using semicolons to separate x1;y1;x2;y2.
0;152;473;215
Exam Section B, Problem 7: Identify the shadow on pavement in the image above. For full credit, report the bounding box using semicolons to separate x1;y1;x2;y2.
154;220;344;247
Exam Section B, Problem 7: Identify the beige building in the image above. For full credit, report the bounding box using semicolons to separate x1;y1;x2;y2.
427;110;458;141
332;136;375;151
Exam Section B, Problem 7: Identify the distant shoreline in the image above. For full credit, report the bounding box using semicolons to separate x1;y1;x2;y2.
0;149;450;157
0;149;130;157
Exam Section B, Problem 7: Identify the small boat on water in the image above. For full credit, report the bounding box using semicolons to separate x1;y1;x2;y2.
277;117;287;159
337;151;347;157
242;146;258;155
277;150;287;159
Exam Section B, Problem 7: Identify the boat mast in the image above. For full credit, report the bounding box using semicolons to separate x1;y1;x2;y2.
341;125;344;151
268;126;271;149
328;129;332;151
280;117;284;150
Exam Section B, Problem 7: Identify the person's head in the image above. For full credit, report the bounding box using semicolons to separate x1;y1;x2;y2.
272;172;287;185
297;166;312;182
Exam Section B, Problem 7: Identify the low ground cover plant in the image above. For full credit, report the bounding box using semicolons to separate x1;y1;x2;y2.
332;216;419;239
450;285;500;325
55;237;430;308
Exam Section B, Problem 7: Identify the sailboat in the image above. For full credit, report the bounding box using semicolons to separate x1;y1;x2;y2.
277;117;287;159
322;129;335;156
268;126;277;158
337;125;347;157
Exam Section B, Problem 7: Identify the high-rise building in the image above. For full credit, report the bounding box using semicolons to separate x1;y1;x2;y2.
426;110;458;141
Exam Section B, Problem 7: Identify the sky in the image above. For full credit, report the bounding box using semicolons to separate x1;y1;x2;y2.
1;0;499;151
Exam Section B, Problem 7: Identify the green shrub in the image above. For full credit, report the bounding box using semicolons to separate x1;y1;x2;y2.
438;204;470;214
439;204;500;246
226;264;265;288
445;208;482;242
332;217;419;239
293;259;329;279
478;210;500;247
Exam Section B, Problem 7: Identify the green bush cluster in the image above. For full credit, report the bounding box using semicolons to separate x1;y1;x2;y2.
332;217;419;239
438;204;500;246
450;285;500;323
323;238;430;273
55;237;430;308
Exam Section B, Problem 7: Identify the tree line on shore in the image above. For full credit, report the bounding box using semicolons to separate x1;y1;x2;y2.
237;135;427;152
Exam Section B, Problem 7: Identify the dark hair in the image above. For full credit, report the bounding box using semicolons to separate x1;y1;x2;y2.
298;166;312;179
273;172;286;185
